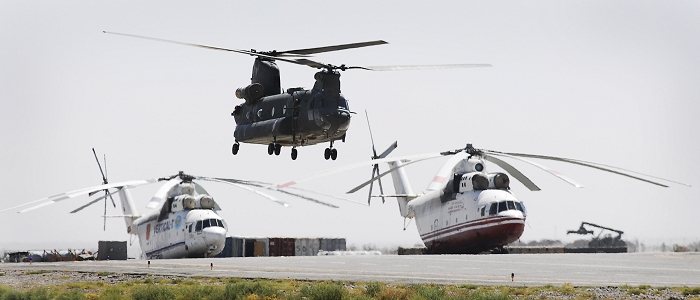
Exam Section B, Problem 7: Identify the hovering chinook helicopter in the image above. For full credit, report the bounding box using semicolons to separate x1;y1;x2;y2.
278;144;689;254
104;31;490;160
1;150;342;259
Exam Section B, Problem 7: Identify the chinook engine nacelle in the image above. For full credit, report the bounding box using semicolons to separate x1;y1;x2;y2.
453;172;489;193
235;83;265;104
488;173;510;189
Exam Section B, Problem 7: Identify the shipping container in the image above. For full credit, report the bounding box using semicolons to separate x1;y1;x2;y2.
231;237;244;257
294;238;321;256
97;241;127;260
244;239;256;257
269;238;295;257
320;238;346;251
213;237;245;258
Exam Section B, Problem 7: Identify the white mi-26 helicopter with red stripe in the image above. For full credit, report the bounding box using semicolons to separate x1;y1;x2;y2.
1;149;338;259
278;143;689;254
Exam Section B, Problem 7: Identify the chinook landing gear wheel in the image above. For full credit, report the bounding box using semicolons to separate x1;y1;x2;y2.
267;143;274;155
324;148;331;160
274;143;281;156
232;143;239;155
291;148;298;160
330;148;338;160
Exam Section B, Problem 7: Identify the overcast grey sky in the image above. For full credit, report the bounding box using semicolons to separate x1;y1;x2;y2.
1;1;698;254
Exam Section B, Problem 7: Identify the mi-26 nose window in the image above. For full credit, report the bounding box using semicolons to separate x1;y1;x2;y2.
195;219;225;231
489;201;526;215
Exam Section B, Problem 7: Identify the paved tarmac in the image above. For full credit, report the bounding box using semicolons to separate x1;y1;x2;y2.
2;253;699;286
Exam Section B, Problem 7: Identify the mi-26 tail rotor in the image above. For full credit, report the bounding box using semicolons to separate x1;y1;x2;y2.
365;111;397;205
90;148;116;231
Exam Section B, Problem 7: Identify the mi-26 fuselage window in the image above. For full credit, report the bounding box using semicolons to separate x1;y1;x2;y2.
195;220;202;231
507;201;516;210
217;219;224;227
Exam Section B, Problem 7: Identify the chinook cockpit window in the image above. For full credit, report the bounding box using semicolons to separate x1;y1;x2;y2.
338;98;349;110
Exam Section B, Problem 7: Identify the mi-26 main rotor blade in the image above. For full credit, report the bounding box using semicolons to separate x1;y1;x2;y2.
346;156;439;194
2;179;157;214
484;151;585;188
482;154;541;191
196;177;291;207
276;152;447;189
198;177;338;208
277;40;388;56
493;151;687;187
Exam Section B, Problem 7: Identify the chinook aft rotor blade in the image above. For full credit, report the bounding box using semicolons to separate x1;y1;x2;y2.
487;150;686;187
482;154;541;191
362;64;492;71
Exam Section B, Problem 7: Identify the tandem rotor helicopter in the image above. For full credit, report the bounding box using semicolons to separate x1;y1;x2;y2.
104;31;490;160
276;142;691;254
1;149;345;259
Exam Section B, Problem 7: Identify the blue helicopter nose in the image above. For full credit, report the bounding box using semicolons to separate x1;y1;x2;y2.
327;110;351;132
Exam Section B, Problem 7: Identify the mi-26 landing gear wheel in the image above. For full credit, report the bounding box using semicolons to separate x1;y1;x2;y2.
274;143;281;156
267;143;274;155
330;148;338;160
291;148;298;160
324;148;331;160
232;143;239;155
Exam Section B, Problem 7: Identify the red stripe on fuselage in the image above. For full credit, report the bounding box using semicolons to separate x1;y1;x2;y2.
421;216;522;241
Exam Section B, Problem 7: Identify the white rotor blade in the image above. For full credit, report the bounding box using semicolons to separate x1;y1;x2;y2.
483;154;541;191
276;152;446;189
207;177;340;208
346;156;438;194
484;151;584;188
199;177;289;207
493;151;682;187
7;179;157;214
147;178;180;209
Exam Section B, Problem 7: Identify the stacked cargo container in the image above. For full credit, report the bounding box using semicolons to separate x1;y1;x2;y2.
213;237;346;257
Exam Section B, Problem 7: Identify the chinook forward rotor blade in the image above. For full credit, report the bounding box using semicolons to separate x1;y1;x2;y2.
277;40;388;56
487;150;685;187
103;31;319;67
482;154;540;191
